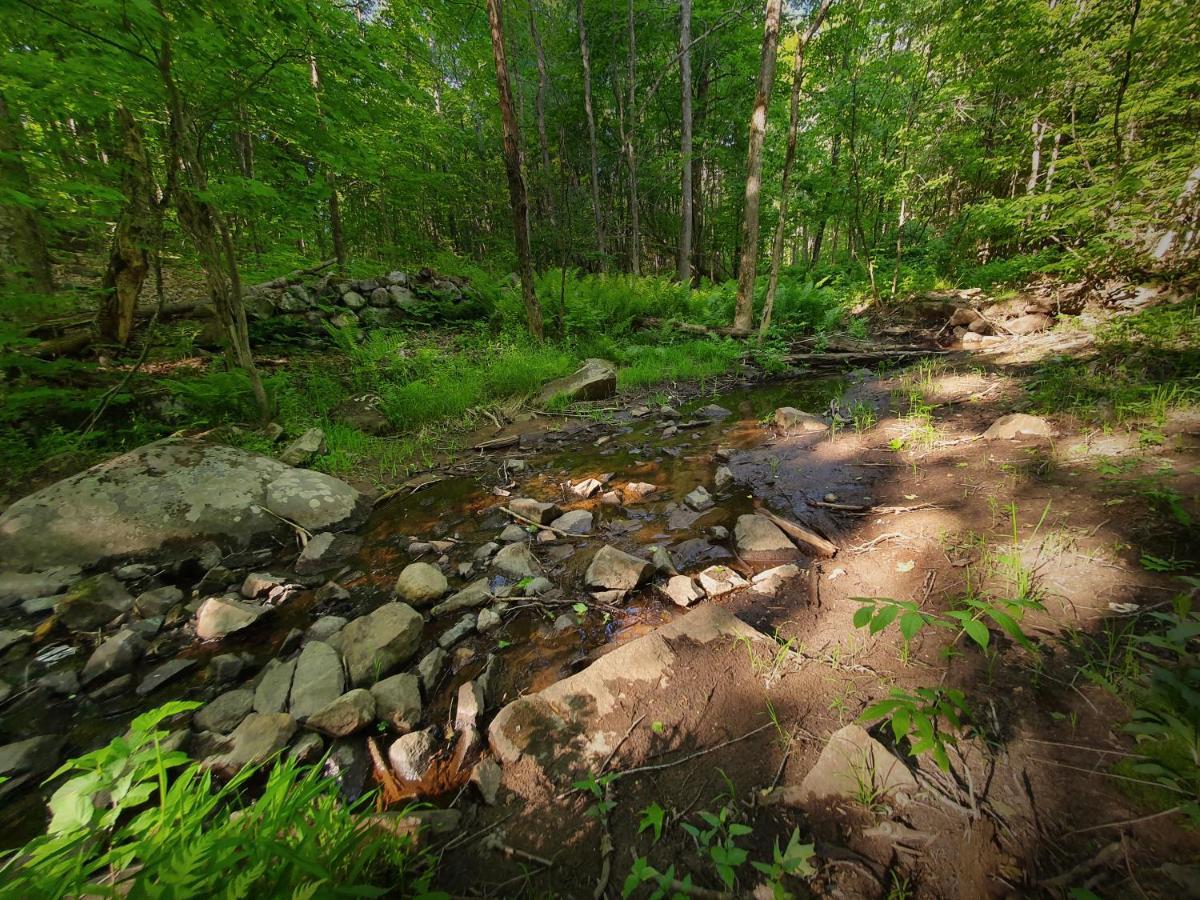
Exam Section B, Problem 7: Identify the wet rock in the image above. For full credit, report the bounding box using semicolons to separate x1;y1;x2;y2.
137;658;196;696
659;575;702;607
714;466;735;492
0;735;64;777
774;407;828;433
195;595;266;641
477;607;503;631
788;724;917;806
438;613;476;649
133;585;182;618
306;689;376;737
388;728;437;780
523;576;553;596
509;498;562;525
1006;313;1053;335
498;524;528;543
697;565;749;597
431;578;490;616
38;669;79;696
695;404;733;420
324;738;370;801
204;713;297;776
289;731;325;764
280;428;327;467
492;543;542;580
295;532;362;575
289;641;346;720
241;572;285;599
684;485;714;512
651;546;677;575
572;478;603;498
80;629;145;687
983;413;1053;440
254;658;297;714
417;647;447;694
306;615;347;643
194;688;254;733
209;653;246;684
371;674;422;733
751;565;801;596
54;575;134;632
471;757;502;805
585;545;653;591
474;542;500;560
536;358;617;404
0;438;368;573
550;509;593;535
622;482;657;503
314;581;350;603
734;515;795;556
338;603;424;686
0;568;76;609
394;562;449;606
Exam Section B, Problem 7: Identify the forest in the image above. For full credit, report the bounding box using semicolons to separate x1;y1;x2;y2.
0;0;1198;896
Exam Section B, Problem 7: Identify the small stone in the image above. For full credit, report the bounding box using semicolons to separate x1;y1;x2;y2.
431;578;490;616
600;490;621;505
660;576;702;607
695;404;733;420
306;689;376;737
341;290;366;309
209;653;245;684
498;524;528;543
133;585;183;618
388;728;437;780
536;530;556;544
289;641;346;720
80;629;145;687
241;572;285;599
474;542;500;561
54;575;134;632
0;629;30;654
553;613;578;632
306;615;348;643
371;674;422;733
471;757;502;805
194;688;254;733
296;532;361;575
289;732;325;764
622;481;657;502
254;658;297;714
338;603;424;686
983;413;1053;440
651;546;677;575
455;680;484;735
585;545;653;591
823;493;838;503
684;485;714;512
417;647;447;694
315;581;350;603
19;596;58;617
438;614;476;649
697;565;749;597
394;563;449;606
523;576;553;596
714;466;735;491
477;607;502;631
492;543;542;580
280;428;327;467
509;498;562;525
195;595;266;641
38;669;79;696
751;564;801;596
204;713;297;776
774;407;828;433
137;658;196;696
572;478;603;498
734;515;796;556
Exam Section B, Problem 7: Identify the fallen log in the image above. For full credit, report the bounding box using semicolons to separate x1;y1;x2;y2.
784;348;949;365
752;501;838;558
473;435;520;451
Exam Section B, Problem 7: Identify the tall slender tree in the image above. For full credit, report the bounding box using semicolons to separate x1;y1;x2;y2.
576;0;606;268
678;0;693;285
0;91;55;293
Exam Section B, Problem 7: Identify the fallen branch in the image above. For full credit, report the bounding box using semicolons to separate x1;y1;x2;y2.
474;435;520;451
498;506;587;539
751;502;838;558
783;348;949;365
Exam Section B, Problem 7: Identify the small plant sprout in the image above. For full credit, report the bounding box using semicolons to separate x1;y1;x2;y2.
638;802;667;843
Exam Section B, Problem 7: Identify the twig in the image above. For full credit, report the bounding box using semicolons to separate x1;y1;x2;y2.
600;714;646;775
848;532;907;553
1066;806;1183;836
498;506;586;539
620;722;775;778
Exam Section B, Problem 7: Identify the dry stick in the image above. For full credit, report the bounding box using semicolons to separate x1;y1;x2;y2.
1066;805;1184;836
1029;757;1190;795
499;506;587;539
619;722;775;778
600;714;646;775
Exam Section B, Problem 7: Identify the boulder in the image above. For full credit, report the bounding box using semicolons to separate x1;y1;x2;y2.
659;575;702;607
306;689;376;737
195;595;266;641
696;565;749;597
289;641;346;720
431;578;490;616
280;428;327;467
338;603;424;686
371;674;422;733
295;532;362;575
550;509;593;535
537;358;617;404
133;585;182;618
734;515;796;557
774;407;828;433
254;658;297;714
1005;313;1053;335
983;413;1053;441
80;629;145;687
0;734;64;777
306;615;348;643
509;498;562;525
137;658;195;696
194;688;254;733
394;563;449;606
388;728;437;780
417;647;447;694
0;438;367;574
585;545;653;591
492;543;542;580
0;568;77;609
54;575;134;631
204;713;297;776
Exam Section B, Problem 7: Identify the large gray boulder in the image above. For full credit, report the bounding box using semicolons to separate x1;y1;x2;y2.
336;603;424;686
0;438;368;574
537;358;617;404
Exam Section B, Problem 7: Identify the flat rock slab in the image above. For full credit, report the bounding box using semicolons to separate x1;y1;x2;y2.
0;437;368;574
537;358;616;404
771;723;918;808
487;605;767;779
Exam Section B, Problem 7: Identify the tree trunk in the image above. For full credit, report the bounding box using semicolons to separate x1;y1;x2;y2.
98;106;158;345
0;91;54;293
758;0;833;340
310;56;346;271
529;0;552;215
731;0;783;334
577;0;607;268
678;0;693;285
486;0;544;340
625;0;640;275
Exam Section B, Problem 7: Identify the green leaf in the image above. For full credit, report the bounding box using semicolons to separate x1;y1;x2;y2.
961;618;990;650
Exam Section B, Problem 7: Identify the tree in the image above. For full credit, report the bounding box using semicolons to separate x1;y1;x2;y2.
485;0;544;340
731;0;782;334
576;0;606;268
678;0;693;285
0;90;54;293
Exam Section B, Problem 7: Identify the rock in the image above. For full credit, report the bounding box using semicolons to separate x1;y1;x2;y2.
684;485;714;512
659;575;702;607
388;728;437;780
314;581;350;603
241;572;285;599
295;532;361;575
417;647;447;694
331;395;391;435
549;509;592;534
477;607;503;631
572;478;603;498
774;407;828;433
734;515;796;557
330;311;358;328
471;757;503;805
389;286;416;307
537;358;617;404
289;732;325;764
431;578;491;616
509;498;562;525
438;613;476;649
204;713;297;776
254;658;297;714
536;530;555;544
338;603;424;686
0;438;367;574
0;735;64;777
650;546;677;575
695;404;733;420
133;585;182;617
714;466;735;492
306;689;376;737
474;542;500;561
498;524;528;543
791;724;917;806
455;680;485;736
209;653;246;684
967;317;990;334
323;737;370;801
280;428;327;467
983;413;1053;440
751;565;801;596
1006;313;1052;335
0;629;30;655
137;658;196;696
195;595;266;641
38;669;80;696
371;674;422;733
523;576;553;596
289;641;346;720
961;331;983;346
194;688;254;733
394;563;449;606
585;545;653;591
369;287;391;307
949;307;982;326
306;615;348;643
0;568;76;608
341;290;366;309
19;596;57;617
54;575;134;631
492;543;542;580
697;565;749;597
80;629;145;686
599;490;621;505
